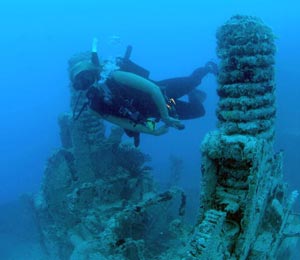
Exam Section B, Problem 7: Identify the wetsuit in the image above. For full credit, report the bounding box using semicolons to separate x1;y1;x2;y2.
88;67;207;125
112;58;209;121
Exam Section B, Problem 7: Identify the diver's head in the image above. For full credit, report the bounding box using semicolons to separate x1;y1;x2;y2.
69;60;99;91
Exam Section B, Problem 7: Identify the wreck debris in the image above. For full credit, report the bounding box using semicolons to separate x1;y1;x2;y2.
33;52;186;259
188;15;300;259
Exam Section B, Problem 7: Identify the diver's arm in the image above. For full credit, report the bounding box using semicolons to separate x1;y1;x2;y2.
91;38;100;66
111;71;184;129
89;106;168;135
104;114;169;136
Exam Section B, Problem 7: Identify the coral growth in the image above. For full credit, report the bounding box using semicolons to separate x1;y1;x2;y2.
187;15;300;259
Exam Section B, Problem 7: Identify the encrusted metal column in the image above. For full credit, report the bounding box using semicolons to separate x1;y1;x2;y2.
216;15;276;142
188;15;300;260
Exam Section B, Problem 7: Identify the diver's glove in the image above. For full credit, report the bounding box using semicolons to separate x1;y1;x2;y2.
205;61;218;76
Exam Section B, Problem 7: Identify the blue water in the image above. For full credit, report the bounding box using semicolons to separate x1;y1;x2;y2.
0;0;299;257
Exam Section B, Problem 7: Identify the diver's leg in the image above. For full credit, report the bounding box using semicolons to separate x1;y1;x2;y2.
156;77;199;99
174;90;206;120
156;62;217;99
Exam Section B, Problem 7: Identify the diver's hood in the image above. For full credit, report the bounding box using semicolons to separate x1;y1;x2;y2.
69;60;98;82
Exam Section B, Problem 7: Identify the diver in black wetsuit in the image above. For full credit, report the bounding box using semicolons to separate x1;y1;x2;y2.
118;57;217;121
70;38;218;146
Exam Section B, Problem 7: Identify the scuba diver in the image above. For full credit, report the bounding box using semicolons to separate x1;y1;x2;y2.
70;38;218;146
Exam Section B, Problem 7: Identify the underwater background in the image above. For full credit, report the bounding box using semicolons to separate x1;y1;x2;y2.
0;0;299;258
